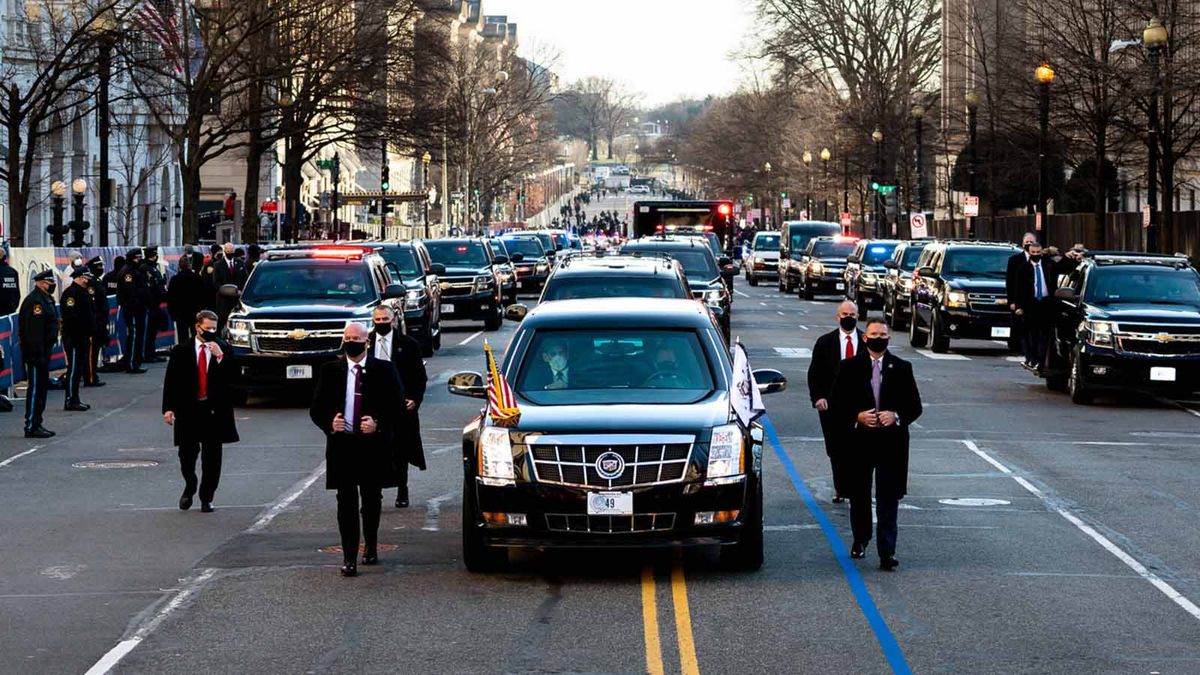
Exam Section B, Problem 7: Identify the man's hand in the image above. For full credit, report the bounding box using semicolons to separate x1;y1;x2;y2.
815;398;829;411
1014;308;1024;316
360;416;377;434
332;413;351;434
405;399;417;412
205;341;223;360
163;411;175;426
856;410;879;428
878;410;898;427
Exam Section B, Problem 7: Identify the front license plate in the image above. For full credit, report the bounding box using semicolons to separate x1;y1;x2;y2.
991;326;1012;338
1150;367;1177;382
587;491;633;516
835;283;845;290
441;303;455;314
286;365;312;379
517;281;524;289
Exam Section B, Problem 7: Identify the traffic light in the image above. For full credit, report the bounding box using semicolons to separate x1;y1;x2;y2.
381;163;390;192
779;191;788;199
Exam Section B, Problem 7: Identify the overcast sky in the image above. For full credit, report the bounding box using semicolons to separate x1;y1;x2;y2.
484;0;757;107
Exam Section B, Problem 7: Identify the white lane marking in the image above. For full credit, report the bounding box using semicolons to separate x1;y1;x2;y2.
1005;356;1027;362
759;301;767;306
423;492;456;531
992;340;1010;346
961;440;1200;623
430;443;460;456
112;503;272;512
1154;396;1200;419
915;349;970;360
84;568;218;675
733;289;750;298
458;330;484;346
246;461;327;533
776;311;786;316
798;325;809;330
0;446;42;469
772;347;812;359
41;564;86;580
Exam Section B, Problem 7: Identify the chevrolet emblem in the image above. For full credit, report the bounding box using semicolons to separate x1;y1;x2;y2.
287;329;310;340
439;282;450;290
1155;332;1174;343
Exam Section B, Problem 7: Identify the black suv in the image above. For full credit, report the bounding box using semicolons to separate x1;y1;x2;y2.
1044;252;1200;404
448;298;787;572
843;239;900;309
621;237;732;341
425;238;507;331
370;241;445;357
539;253;691;303
223;246;405;397
500;235;553;295
881;240;930;329
799;236;857;299
779;220;840;293
909;241;1021;352
487;238;519;305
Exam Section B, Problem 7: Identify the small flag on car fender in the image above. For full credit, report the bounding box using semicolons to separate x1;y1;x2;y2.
731;338;765;426
484;340;521;427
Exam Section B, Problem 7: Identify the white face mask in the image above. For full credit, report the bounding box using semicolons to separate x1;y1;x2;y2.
72;258;83;267
548;355;567;371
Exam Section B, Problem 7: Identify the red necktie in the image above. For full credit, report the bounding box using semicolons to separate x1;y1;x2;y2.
197;348;208;400
844;335;854;360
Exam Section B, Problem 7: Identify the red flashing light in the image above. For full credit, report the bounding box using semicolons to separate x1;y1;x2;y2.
655;225;665;233
703;225;714;232
311;249;363;260
717;203;732;216
456;245;469;253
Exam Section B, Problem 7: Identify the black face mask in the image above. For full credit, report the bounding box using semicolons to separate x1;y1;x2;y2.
199;330;218;343
44;283;56;294
866;337;890;353
839;316;857;331
374;322;392;336
1029;255;1042;263
343;341;367;358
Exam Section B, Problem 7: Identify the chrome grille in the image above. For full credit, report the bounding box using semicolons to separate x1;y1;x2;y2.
255;336;342;353
250;319;349;331
545;513;675;534
968;292;1009;313
1117;329;1200;356
440;276;476;298
528;435;693;489
248;319;347;354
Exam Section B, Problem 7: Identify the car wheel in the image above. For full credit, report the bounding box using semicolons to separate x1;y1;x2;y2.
462;475;507;573
1068;348;1094;404
801;277;813;300
748;274;758;287
721;474;763;571
930;311;950;353
483;305;502;331
909;306;928;348
433;329;442;351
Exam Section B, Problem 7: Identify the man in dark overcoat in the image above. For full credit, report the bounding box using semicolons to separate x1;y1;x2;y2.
831;317;923;571
368;305;428;508
162;309;239;513
807;299;864;503
309;321;405;577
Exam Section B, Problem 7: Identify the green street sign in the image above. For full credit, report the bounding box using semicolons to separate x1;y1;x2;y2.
878;185;896;195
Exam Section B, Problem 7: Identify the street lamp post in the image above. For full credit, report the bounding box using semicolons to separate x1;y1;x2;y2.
68;179;89;248
912;105;926;215
95;11;116;247
871;129;884;238
1035;63;1055;220
965;91;979;239
763;162;772;228
47;181;68;246
174;203;182;241
819;148;831;221
330;153;341;238
1145;18;1168;252
802;150;813;218
159;205;168;242
422;151;432;238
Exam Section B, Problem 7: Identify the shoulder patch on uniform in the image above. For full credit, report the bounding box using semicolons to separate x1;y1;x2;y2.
33;304;43;314
66;297;75;306
88;287;95;295
124;274;133;282
205;266;213;274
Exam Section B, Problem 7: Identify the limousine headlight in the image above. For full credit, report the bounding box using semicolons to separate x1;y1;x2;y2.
478;426;515;485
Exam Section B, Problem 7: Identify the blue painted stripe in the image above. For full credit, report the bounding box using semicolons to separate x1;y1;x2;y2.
763;417;912;675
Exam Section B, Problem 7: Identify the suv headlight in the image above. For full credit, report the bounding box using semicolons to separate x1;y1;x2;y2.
810;261;824;275
946;290;969;308
405;289;426;310
478;427;515;485
227;318;250;347
703;288;725;305
899;277;914;290
707;423;744;480
473;275;495;293
536;262;550;273
1085;320;1115;347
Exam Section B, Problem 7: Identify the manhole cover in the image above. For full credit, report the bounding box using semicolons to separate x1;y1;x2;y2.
318;543;400;555
72;459;160;470
938;498;1011;507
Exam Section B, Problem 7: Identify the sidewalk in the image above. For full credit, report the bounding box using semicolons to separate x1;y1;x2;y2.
524;188;582;229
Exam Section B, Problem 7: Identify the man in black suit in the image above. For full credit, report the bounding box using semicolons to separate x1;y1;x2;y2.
162;310;240;513
1014;241;1057;372
309;321;405;577
1005;232;1038;352
368;305;428;508
831;318;923;571
806;300;864;503
212;243;246;331
167;255;207;343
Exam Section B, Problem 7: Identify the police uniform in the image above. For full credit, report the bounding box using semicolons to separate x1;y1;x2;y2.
0;250;19;316
19;271;60;437
85;257;109;387
60;267;95;410
117;248;150;373
141;247;168;363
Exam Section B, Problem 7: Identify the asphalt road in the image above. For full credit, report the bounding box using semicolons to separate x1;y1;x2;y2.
3;233;1200;673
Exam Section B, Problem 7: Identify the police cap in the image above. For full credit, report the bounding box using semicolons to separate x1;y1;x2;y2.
127;247;143;259
70;266;92;279
145;246;159;257
33;269;54;282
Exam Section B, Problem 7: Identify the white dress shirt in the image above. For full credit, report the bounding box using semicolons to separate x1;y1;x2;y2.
374;332;392;361
838;329;858;359
344;357;365;426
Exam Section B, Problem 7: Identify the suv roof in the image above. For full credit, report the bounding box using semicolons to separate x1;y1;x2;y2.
263;245;382;262
553;254;680;277
626;236;713;250
523;297;713;329
1087;252;1193;268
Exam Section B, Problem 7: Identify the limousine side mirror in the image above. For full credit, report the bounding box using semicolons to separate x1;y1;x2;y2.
505;304;528;322
429;263;446;277
448;371;487;398
1054;287;1079;302
217;283;241;299
382;283;406;300
753;369;788;394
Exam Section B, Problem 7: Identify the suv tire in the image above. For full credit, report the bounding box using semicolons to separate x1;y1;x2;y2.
462;476;507;573
483;305;502;331
909;307;928;348
748;273;758;287
1068;348;1094;404
801;276;814;300
721;474;764;571
929;311;950;353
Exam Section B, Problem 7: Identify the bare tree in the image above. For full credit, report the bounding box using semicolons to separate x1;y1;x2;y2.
110;112;171;245
599;81;637;159
561;77;613;160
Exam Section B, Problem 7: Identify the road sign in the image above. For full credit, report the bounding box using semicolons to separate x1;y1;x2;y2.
839;212;852;228
1143;204;1151;228
877;185;896;195
910;212;928;238
781;198;792;209
964;195;980;217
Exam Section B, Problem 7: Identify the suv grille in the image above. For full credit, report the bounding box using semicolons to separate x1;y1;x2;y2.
529;439;692;488
440;276;476;298
1117;328;1200;356
256;336;342;353
968;292;1009;314
545;513;675;534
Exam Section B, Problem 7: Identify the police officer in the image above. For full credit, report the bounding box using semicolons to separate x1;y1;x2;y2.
117;248;150;374
20;270;59;438
141;246;168;364
60;266;95;411
85;257;109;387
1;248;21;316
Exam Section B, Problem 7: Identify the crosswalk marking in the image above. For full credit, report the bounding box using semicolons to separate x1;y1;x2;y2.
773;347;812;359
914;349;970;361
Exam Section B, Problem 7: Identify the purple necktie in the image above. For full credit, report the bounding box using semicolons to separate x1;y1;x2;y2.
871;359;882;410
352;364;363;432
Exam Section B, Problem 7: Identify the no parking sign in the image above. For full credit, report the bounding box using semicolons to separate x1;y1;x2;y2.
910;212;928;238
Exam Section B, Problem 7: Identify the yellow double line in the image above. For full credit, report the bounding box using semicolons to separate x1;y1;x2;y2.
641;563;700;675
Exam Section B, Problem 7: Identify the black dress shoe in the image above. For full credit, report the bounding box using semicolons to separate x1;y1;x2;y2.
24;427;54;439
850;541;867;559
832;495;846;504
64;402;90;412
84;380;106;388
395;496;409;508
126;368;147;374
200;502;214;513
340;562;357;577
880;556;899;571
144;357;164;364
362;550;379;565
179;494;193;511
